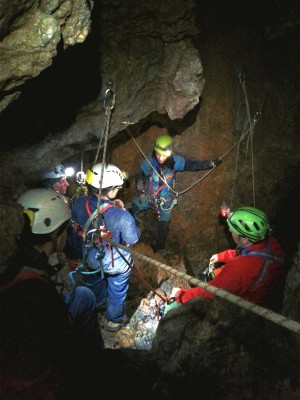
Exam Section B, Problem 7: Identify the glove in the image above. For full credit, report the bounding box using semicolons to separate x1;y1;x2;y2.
210;159;222;168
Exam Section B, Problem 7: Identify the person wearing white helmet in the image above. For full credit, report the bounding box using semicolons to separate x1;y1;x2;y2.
71;163;140;332
0;188;104;398
38;163;71;196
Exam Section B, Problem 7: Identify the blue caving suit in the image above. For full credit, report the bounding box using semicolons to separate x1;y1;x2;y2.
72;195;140;323
131;153;214;251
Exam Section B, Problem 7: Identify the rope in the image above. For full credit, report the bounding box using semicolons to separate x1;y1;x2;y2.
83;81;116;238
239;73;256;207
113;245;167;302
126;114;259;197
108;240;300;335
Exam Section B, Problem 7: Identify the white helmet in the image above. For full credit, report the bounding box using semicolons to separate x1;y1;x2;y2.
85;163;124;189
40;164;66;180
17;188;71;234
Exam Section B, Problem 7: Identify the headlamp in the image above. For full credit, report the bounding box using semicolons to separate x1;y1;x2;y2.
65;167;75;177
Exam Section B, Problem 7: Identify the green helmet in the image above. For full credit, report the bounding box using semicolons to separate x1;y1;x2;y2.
227;207;269;242
153;134;173;155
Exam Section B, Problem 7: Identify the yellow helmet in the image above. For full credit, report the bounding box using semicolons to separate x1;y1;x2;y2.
153;134;173;156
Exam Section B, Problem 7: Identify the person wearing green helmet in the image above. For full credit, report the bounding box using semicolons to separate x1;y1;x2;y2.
131;133;221;256
169;206;286;312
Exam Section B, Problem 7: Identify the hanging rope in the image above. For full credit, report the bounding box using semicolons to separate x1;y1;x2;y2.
113;245;167;302
126;109;260;197
238;72;256;207
126;72;261;202
82;81;116;241
108;240;300;335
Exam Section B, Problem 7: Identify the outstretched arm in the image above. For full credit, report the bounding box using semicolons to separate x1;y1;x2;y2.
184;159;222;171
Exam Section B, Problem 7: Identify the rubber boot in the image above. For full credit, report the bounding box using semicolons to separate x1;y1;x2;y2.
152;220;169;254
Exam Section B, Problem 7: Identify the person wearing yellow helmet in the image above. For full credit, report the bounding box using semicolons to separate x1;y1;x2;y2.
170;206;286;312
131;133;221;256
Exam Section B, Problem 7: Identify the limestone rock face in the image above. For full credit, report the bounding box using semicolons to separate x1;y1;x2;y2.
0;0;93;111
151;298;300;400
0;0;203;189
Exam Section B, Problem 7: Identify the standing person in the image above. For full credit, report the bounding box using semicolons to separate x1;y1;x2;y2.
38;163;82;259
170;207;286;312
38;163;72;197
131;133;221;256
0;188;104;400
72;163;140;332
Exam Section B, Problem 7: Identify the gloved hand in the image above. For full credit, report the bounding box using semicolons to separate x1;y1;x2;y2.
210;159;222;168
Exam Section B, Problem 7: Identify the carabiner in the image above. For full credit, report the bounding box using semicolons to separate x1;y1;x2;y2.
253;111;262;124
103;80;116;110
76;171;86;185
239;72;245;84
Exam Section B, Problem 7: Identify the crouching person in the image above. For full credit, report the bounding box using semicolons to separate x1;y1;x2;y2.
169;207;286;312
0;188;104;400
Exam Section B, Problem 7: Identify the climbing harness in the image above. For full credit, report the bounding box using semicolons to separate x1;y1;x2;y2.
68;200;115;301
242;240;285;288
126;128;178;196
126;69;261;207
68;80;117;298
145;165;179;219
80;80;116;243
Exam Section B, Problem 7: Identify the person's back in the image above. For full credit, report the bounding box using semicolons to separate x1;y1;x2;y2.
0;188;104;399
71;163;139;331
73;193;138;273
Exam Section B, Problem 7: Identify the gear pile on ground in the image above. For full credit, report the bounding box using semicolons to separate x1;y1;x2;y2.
97;279;176;350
